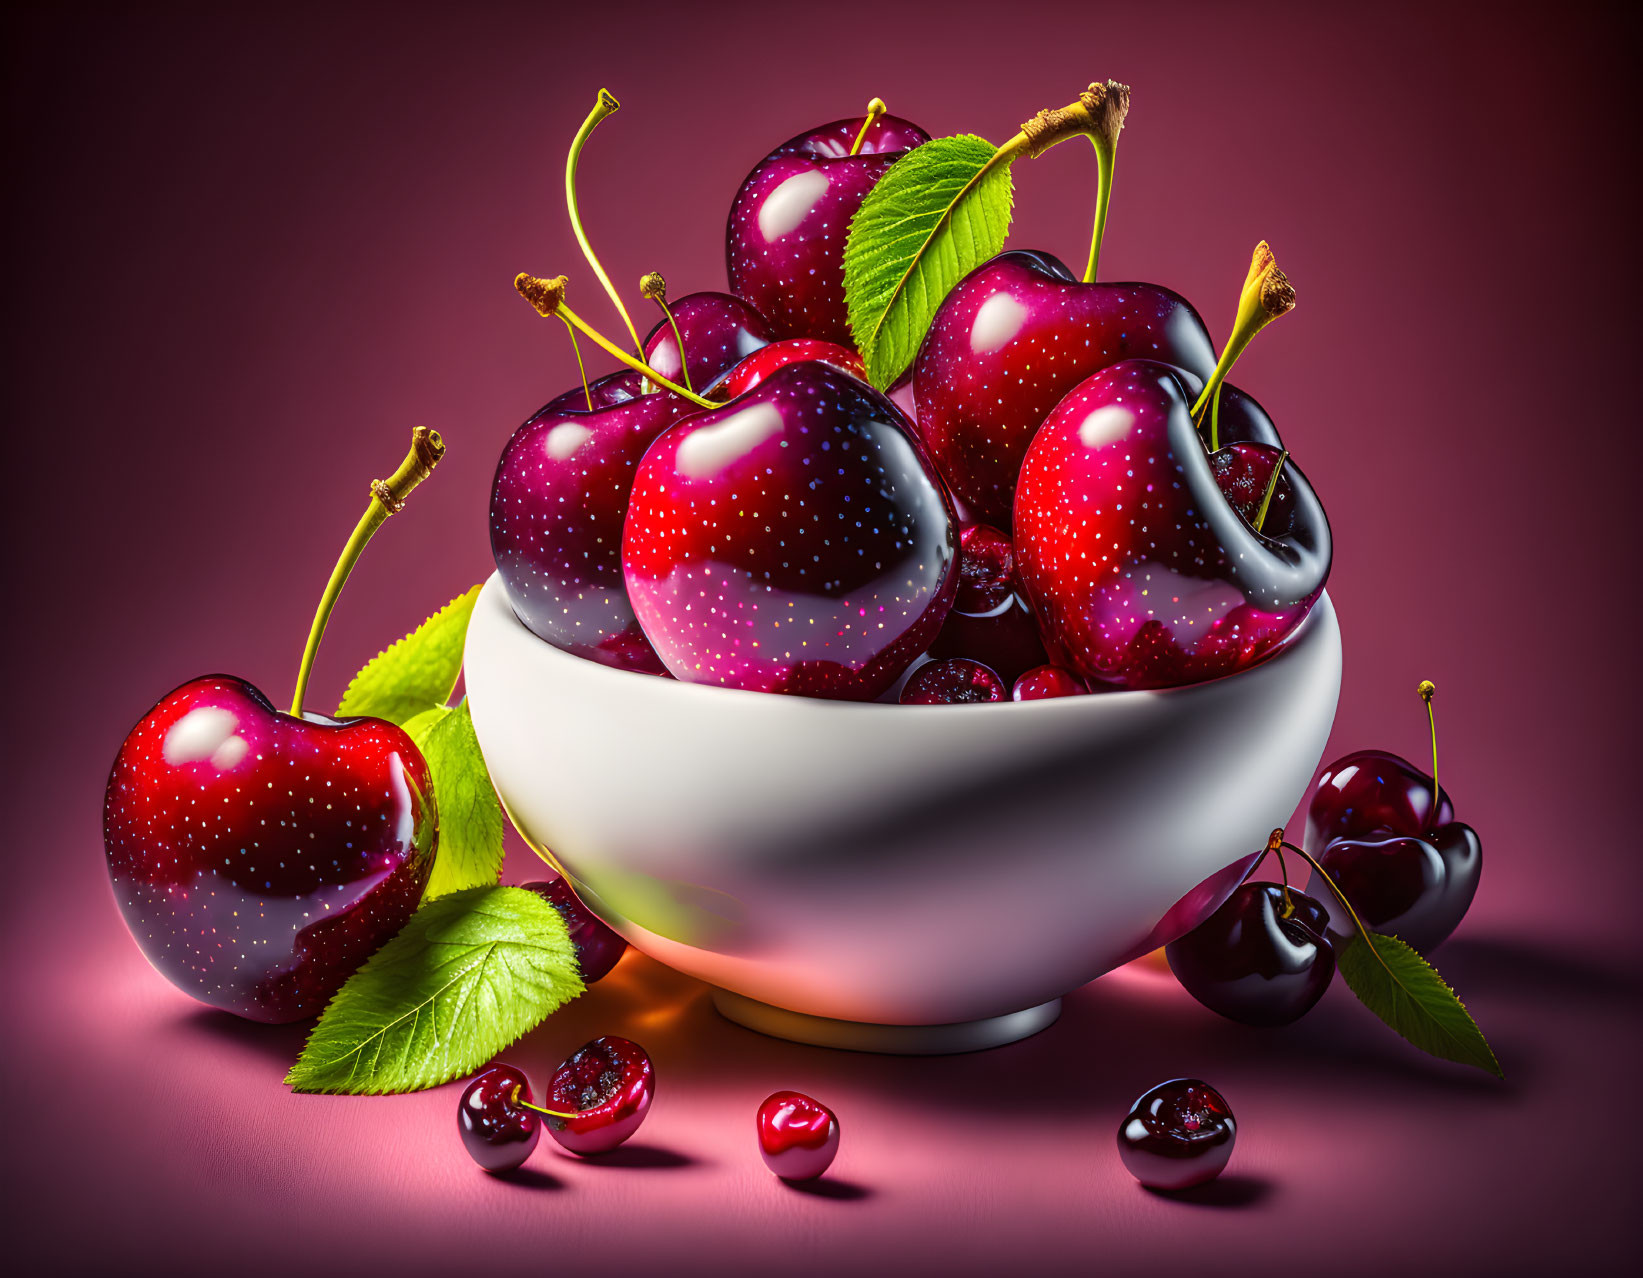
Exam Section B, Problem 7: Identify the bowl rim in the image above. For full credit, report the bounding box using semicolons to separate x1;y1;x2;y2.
471;572;1337;715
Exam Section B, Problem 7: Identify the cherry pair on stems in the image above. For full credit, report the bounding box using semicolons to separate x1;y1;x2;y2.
1167;684;1481;1027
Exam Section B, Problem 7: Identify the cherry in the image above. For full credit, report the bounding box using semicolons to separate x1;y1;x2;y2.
727;99;929;346
489;377;697;673
1011;665;1087;700
640;283;778;393
927;522;1047;683
916;251;1217;526
899;657;1007;705
1117;1079;1236;1191
623;360;958;699
458;1064;543;1173
543;1035;654;1155
1014;357;1330;689
706;337;866;400
1304;683;1481;951
102;430;443;1023
757;1091;839;1182
522;875;628;983
1166;881;1335;1026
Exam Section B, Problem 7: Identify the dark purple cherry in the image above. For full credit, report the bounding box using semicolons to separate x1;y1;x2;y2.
1011;665;1087;700
1118;1079;1236;1191
623;360;957;700
490;385;698;673
927;523;1047;684
914;250;1217;526
899;657;1007;705
544;1036;654;1156
642;290;777;392
458;1064;542;1173
1304;684;1481;952
1166;882;1335;1026
522;875;628;983
727;103;929;346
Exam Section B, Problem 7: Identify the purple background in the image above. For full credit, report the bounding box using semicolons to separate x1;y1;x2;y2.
5;2;1637;1273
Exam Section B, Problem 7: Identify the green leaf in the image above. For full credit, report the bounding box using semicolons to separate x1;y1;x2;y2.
844;134;1015;388
337;585;482;725
285;885;583;1095
410;701;504;901
1337;930;1503;1078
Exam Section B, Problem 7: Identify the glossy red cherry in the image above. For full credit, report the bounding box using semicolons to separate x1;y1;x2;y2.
899;657;1007;705
1118;1079;1236;1191
103;675;436;1023
1166;882;1335;1026
727;104;929;346
458;1064;542;1173
1014;359;1330;690
757;1091;839;1181
490;384;697;673
1311;827;1480;953
522;876;628;983
623;360;958;699
544;1035;654;1156
1011;665;1087;700
927;522;1047;683
642;290;777;392
913;250;1217;526
707;337;866;400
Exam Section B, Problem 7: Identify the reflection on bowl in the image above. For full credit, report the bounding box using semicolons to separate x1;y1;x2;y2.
466;574;1341;1053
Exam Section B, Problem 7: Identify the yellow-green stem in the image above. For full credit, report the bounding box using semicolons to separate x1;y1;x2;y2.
559;316;594;411
510;1084;578;1121
290;428;444;717
566;89;643;357
1083;134;1116;283
560;300;715;408
1253;450;1290;533
1419;680;1439;821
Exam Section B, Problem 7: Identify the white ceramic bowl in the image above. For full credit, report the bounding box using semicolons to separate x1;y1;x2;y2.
466;575;1342;1052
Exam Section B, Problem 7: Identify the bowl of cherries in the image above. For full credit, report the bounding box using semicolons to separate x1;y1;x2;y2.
465;83;1341;1052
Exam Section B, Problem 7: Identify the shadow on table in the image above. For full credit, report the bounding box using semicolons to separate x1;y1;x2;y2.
1146;1173;1273;1208
170;1006;312;1066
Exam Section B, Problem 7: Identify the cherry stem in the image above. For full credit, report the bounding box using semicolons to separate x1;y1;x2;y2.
1077;82;1128;283
1253;450;1290;533
640;271;695;394
514;273;716;409
289;427;445;717
510;1084;577;1122
1192;242;1297;451
1419;680;1439;825
566;89;643;358
1255;828;1294;915
848;98;887;156
560;315;594;411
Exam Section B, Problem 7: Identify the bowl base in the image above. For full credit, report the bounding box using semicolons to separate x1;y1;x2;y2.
711;990;1062;1055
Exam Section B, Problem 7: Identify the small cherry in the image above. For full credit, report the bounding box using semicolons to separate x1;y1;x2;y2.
1118;1079;1236;1191
543;1035;655;1155
757;1091;839;1182
103;430;443;1023
927;523;1047;683
727;97;930;346
1012;665;1087;700
522;875;628;983
1305;682;1481;952
458;1063;552;1173
1166;834;1335;1026
899;657;1007;705
639;274;778;393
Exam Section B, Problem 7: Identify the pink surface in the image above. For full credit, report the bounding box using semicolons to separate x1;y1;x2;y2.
4;3;1637;1274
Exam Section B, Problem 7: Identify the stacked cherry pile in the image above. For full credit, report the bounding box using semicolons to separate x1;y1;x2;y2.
492;84;1332;703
